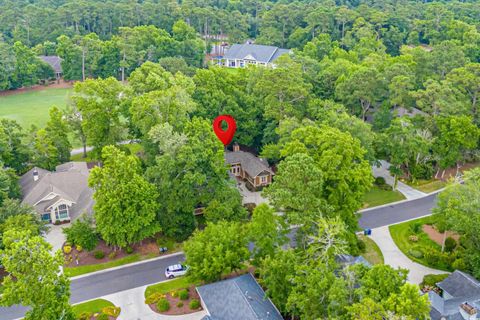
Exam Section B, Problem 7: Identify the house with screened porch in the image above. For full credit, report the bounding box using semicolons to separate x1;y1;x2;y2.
20;162;94;224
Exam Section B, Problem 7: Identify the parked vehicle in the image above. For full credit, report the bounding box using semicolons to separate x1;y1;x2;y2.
165;264;189;279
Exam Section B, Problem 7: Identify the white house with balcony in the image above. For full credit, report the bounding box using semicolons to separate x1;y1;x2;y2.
221;42;291;68
20;162;94;224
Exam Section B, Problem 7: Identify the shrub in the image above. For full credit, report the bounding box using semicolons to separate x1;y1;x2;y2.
177;301;184;308
424;251;440;265
178;289;189;300
421;273;449;287
76;245;83;252
93;250;105;259
445;237;457;252
452;258;467;271
63;245;72;254
108;252;117;260
189;299;200;310
96;313;109;320
171;291;178;298
102;306;121;317
408;235;419;242
408;249;424;259
62;214;98;251
409;222;422;234
357;238;366;253
374;176;386;186
157;298;170;312
125;246;133;254
77;311;93;320
145;292;165;305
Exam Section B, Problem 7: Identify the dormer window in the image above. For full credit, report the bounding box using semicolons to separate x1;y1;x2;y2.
55;204;69;220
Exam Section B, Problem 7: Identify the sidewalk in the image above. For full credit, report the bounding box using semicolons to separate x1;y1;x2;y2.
369;226;447;284
373;160;427;200
101;284;207;320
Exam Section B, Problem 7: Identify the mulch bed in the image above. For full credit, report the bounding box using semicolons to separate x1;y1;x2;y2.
63;238;160;267
148;286;203;315
436;161;480;181
422;224;460;246
0;80;73;96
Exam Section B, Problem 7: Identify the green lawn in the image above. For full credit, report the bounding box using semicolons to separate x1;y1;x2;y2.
403;179;447;193
0;88;72;128
145;277;196;298
362;186;406;208
64;253;157;277
70;143;144;162
389;216;451;271
72;299;114;316
358;234;384;265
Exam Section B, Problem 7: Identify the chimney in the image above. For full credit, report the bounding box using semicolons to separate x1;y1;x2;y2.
33;169;39;182
459;302;477;320
233;142;240;152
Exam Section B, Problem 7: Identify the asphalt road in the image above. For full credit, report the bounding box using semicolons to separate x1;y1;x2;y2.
358;193;438;229
0;253;185;320
0;193;439;320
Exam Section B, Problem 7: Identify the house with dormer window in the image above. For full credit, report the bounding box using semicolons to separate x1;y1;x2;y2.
221;42;291;68
20;162;95;224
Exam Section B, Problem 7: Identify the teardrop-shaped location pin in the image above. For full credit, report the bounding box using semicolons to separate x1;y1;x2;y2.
213;115;237;146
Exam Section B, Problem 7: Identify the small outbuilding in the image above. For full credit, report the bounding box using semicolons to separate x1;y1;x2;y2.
38;55;63;79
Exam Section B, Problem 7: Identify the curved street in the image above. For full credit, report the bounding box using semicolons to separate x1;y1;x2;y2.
0;193;440;320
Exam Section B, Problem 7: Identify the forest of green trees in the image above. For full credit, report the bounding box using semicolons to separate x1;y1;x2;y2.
1;1;480;319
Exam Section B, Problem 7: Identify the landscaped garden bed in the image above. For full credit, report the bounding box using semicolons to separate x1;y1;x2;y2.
389;216;464;271
145;282;202;315
63;235;182;277
72;299;120;320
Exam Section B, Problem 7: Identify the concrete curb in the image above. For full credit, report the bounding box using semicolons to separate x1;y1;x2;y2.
70;251;184;280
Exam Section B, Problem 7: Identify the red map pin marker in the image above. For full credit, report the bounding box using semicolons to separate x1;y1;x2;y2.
213;115;237;146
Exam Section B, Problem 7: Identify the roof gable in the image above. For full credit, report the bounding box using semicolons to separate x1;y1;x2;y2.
224;43;289;63
225;151;273;177
437;271;480;298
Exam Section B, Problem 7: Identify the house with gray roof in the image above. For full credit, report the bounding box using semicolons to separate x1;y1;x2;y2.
197;273;283;320
429;270;480;320
38;55;63;79
225;143;274;189
222;42;291;68
20;162;94;224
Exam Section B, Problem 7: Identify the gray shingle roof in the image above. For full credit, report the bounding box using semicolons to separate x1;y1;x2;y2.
225;150;273;178
224;43;290;63
20;162;94;220
438;271;480;298
196;273;283;320
429;271;480;320
38;55;62;73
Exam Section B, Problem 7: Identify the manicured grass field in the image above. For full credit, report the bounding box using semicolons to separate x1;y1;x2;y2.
362;186;406;208
145;277;194;298
0;88;72;128
389;216;451;271
358;234;384;265
403;179;447;193
72;298;114;316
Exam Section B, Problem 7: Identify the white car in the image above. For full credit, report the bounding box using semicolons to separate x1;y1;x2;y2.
165;264;189;279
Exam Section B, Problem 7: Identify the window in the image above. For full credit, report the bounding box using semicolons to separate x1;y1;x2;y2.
41;213;51;222
261;176;268;183
55;204;69;220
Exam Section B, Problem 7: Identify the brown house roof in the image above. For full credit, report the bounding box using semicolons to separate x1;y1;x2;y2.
225;150;273;178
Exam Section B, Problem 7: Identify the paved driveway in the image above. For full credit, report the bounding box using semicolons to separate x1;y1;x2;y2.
236;180;269;205
369;226;447;284
373;160;427;200
45;224;67;252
